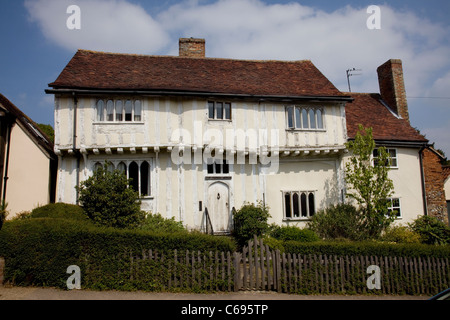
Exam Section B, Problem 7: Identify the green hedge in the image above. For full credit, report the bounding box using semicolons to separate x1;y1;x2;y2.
283;240;450;258
0;217;236;289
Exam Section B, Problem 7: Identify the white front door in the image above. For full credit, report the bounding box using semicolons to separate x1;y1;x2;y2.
207;182;230;233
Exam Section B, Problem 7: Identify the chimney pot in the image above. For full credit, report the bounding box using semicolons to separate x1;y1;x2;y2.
377;59;410;122
179;38;205;58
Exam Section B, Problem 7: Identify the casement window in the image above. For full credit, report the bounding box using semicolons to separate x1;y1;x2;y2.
207;159;230;175
386;198;401;218
96;99;142;122
373;148;398;168
286;106;324;130
208;101;232;120
93;160;151;197
283;191;316;219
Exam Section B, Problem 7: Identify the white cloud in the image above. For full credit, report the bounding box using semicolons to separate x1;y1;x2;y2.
25;0;169;54
26;0;450;153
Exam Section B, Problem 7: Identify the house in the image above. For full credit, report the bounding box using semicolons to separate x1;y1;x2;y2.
444;166;450;221
0;94;57;218
46;38;444;232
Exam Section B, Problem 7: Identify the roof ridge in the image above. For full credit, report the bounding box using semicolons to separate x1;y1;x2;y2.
76;49;312;64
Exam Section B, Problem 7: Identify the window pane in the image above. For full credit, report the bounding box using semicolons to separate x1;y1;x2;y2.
125;100;132;121
94;162;102;172
224;103;231;120
96;100;104;121
292;192;300;217
316;109;323;129
115;100;123;122
215;161;222;174
129;162;139;193
117;162;127;176
295;107;301;129
301;192;307;217
216;102;223;119
285;193;291;218
389;149;397;167
208;102;215;119
106;162;114;173
308;192;315;216
302;109;308;128
223;160;229;174
106;100;114;121
140;161;150;196
309;109;316;129
207;164;214;174
287;107;294;128
134;100;142;121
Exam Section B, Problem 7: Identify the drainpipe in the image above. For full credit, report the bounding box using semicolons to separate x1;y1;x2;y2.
419;146;428;215
72;93;80;205
1;114;14;205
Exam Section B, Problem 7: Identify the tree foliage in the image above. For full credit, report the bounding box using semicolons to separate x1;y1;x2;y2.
344;125;396;238
76;162;145;229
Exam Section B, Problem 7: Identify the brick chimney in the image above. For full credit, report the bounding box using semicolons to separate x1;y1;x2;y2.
377;59;410;122
179;38;205;58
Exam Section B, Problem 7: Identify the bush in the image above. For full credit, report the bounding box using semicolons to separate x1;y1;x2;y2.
409;215;450;245
0;217;236;289
307;203;364;241
269;225;319;242
138;213;186;233
381;225;421;244
76;162;145;229
283;240;450;258
30;203;90;221
232;202;270;247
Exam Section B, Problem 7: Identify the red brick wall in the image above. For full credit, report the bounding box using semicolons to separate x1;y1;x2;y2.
377;59;410;123
179;38;205;58
422;148;448;224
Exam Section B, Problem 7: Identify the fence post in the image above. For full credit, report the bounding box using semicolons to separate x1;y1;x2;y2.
233;252;241;292
0;257;4;286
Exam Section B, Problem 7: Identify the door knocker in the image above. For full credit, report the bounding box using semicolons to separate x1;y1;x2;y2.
217;193;220;200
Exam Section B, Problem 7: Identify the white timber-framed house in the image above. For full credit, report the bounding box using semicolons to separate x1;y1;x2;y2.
47;38;442;233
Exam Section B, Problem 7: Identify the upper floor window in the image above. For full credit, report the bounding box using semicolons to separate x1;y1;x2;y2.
286;106;324;130
208;101;231;120
96;99;142;122
207;159;229;175
373;148;398;168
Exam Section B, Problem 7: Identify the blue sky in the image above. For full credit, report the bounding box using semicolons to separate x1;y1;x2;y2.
1;0;449;155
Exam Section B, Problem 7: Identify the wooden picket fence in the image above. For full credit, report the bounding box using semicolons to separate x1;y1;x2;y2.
115;236;449;295
233;236;450;295
2;237;448;294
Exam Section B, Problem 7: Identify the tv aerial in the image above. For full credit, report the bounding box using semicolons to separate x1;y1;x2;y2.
346;68;362;92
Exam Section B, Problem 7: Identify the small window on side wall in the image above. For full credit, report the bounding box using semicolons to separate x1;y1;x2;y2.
208;101;231;120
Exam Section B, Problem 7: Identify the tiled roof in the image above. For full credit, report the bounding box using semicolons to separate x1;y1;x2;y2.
49;50;344;97
0;93;55;157
345;92;427;143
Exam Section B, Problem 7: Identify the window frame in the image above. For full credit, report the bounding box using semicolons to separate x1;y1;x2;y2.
95;98;144;123
386;197;402;218
208;101;232;121
373;148;398;168
285;106;325;131
282;190;316;220
92;159;152;198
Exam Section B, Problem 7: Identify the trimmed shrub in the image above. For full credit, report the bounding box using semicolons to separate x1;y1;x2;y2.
138;213;186;234
0;217;236;289
76;162;145;229
269;225;319;242
30;203;90;221
409;215;450;245
233;202;270;247
307;203;364;241
381;225;421;244
283;240;450;258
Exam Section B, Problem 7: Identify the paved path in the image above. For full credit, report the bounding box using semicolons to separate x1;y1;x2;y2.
0;285;430;300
